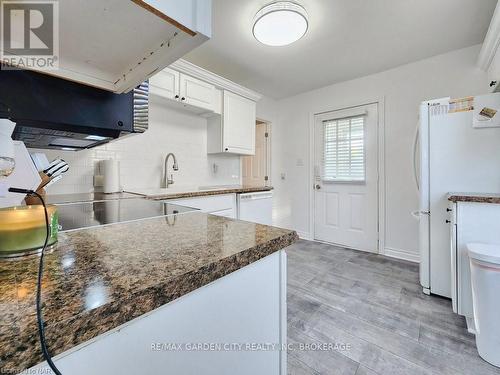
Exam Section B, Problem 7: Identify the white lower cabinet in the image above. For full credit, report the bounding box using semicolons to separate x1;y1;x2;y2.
168;194;237;218
450;201;500;330
26;251;288;375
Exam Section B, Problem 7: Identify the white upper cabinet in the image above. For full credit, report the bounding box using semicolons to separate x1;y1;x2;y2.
15;0;212;93
179;74;215;111
149;68;180;100
487;51;500;92
149;60;260;155
222;91;256;155
207;90;257;155
150;70;216;113
478;1;500;92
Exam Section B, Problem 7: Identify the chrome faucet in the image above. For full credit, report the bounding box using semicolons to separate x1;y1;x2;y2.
164;153;179;188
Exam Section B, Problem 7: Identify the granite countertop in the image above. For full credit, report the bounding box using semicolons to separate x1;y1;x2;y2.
125;185;273;200
448;192;500;204
0;212;297;374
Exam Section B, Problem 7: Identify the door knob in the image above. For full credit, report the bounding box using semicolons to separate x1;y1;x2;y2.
315;184;321;190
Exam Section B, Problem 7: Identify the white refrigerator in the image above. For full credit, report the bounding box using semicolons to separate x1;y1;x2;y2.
416;93;500;298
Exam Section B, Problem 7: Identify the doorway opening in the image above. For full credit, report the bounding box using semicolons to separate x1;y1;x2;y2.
242;120;271;187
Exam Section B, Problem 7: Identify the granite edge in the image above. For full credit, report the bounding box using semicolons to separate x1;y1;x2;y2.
3;230;298;373
146;186;273;200
448;194;500;204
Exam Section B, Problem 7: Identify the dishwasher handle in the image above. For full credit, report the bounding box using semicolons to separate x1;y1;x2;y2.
239;192;273;200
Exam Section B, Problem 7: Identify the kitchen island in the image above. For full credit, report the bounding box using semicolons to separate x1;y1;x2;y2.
0;211;297;375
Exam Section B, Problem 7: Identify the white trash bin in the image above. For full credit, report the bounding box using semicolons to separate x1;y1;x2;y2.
467;243;500;368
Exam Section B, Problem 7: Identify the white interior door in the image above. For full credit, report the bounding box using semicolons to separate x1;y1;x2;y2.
313;104;379;253
242;122;269;186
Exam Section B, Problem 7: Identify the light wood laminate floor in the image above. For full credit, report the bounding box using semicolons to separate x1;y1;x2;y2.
286;240;500;375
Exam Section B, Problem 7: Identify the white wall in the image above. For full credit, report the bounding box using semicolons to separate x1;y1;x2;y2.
33;96;241;195
271;44;489;260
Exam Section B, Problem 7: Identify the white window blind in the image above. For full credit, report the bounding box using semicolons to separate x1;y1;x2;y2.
323;116;365;182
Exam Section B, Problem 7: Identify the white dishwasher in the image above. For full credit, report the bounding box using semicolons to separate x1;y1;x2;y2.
237;191;273;225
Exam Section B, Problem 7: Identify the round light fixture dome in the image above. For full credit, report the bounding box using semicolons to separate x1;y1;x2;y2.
253;1;308;47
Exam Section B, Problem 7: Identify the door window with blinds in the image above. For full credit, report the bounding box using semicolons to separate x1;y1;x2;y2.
322;115;366;182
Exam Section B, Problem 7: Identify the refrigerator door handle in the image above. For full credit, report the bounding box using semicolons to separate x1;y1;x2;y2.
412;125;420;192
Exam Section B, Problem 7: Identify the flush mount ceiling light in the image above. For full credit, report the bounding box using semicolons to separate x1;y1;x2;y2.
253;1;308;46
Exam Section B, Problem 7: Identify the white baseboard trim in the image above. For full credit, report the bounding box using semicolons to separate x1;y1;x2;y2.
295;231;312;240
290;233;419;263
383;247;420;263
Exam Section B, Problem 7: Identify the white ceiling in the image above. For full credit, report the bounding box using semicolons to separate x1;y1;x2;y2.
184;0;497;99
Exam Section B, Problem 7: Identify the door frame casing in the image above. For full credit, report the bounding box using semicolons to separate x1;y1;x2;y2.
308;97;386;254
241;119;272;187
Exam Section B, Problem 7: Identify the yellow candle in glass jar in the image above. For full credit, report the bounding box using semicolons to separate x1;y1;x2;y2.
0;205;58;258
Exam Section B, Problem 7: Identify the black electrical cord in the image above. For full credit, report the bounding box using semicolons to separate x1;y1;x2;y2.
8;187;63;375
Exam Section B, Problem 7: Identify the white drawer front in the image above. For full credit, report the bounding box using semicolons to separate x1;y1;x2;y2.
169;194;236;213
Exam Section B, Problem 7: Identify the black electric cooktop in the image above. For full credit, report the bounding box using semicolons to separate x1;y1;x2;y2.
56;198;197;232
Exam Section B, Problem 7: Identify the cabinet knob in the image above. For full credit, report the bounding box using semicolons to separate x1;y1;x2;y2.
315;184;321;190
490;81;498;88
224;148;229;151
181;97;186;101
446;208;452;212
446;220;451;224
174;94;179;99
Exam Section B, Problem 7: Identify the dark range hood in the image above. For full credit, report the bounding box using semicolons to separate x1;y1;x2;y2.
0;69;148;150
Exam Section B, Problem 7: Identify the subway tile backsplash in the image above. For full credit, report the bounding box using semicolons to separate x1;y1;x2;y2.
30;101;241;195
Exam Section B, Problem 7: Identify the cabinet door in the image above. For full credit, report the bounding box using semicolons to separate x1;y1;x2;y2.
450;203;458;313
487;50;500;92
456;202;500;319
149;68;180;100
223;91;256;155
179;74;215;111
